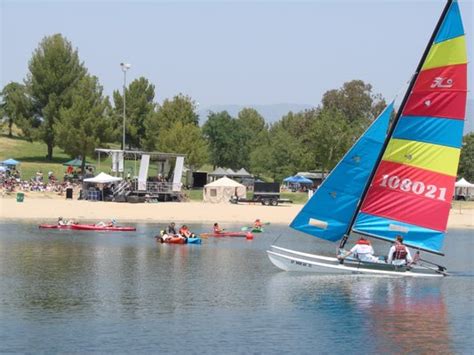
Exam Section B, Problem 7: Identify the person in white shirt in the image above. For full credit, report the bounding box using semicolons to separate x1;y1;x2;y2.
338;236;381;263
387;235;413;266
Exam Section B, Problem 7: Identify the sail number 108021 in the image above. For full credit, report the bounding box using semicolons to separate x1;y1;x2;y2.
379;174;447;201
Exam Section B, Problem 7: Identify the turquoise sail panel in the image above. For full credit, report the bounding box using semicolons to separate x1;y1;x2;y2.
290;103;393;242
353;212;444;254
434;0;464;43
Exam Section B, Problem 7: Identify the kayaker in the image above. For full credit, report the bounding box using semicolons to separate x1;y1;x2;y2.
96;219;116;227
179;225;194;238
57;217;66;226
165;222;177;236
253;219;263;230
213;223;223;234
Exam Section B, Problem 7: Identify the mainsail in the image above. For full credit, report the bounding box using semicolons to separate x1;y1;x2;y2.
290;103;393;241
353;0;467;254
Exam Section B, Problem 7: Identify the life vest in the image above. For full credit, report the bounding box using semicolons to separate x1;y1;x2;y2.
394;243;408;260
356;239;371;245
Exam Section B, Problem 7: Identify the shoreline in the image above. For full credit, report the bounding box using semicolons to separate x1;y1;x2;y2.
1;197;473;228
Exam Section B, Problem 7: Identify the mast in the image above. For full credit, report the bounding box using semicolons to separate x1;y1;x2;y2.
339;0;454;249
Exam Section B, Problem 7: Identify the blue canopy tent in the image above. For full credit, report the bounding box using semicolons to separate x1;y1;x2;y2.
284;175;313;184
2;158;20;166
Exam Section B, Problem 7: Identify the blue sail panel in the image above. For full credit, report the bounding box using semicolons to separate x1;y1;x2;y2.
434;1;464;43
290;103;393;242
353;212;445;253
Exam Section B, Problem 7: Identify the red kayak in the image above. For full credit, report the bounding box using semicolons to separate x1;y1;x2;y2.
200;232;253;239
156;236;186;244
71;224;136;232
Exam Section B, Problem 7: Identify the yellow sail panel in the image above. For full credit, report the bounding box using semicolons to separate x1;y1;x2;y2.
422;35;467;70
382;139;460;176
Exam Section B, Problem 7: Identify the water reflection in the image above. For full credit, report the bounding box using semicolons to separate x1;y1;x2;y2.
267;274;451;354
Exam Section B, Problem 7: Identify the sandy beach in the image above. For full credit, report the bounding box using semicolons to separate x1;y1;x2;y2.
1;194;473;228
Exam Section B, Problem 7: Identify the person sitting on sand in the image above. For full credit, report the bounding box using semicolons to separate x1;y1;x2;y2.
213;222;223;234
338;236;382;263
253;219;263;230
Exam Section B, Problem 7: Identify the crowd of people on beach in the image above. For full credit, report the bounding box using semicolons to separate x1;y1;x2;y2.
1;167;82;196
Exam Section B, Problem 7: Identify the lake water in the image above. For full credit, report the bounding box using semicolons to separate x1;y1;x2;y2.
0;221;472;353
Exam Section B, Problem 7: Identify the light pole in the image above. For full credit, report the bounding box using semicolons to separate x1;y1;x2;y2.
120;62;131;151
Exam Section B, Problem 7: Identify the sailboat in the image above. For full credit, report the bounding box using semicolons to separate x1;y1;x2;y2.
267;0;467;277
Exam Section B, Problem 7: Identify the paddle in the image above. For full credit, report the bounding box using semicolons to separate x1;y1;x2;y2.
241;222;270;231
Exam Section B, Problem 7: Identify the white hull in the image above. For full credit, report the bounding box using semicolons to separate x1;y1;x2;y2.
267;246;445;278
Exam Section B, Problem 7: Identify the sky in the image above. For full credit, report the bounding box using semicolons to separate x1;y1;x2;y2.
1;0;473;110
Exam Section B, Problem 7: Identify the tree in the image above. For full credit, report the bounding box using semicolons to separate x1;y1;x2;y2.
321;80;385;122
158;122;208;170
307;109;354;173
235;108;266;169
202;111;244;169
0;82;31;137
112;77;156;149
26;34;86;160
459;133;474;181
56;75;111;173
143;93;199;150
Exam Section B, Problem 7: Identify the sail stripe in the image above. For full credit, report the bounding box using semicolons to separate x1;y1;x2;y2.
393;116;464;148
412;63;467;93
421;35;467;70
403;91;466;119
434;1;464;43
382;139;460;176
354;213;445;253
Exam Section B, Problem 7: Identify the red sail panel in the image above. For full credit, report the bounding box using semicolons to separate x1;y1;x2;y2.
360;161;455;232
412;63;467;93
403;91;466;119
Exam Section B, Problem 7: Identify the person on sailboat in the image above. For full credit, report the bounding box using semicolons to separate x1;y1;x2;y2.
338;236;381;263
387;236;413;266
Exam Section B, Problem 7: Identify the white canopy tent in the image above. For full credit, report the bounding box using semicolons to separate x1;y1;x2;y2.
84;172;122;184
203;176;246;203
455;178;474;200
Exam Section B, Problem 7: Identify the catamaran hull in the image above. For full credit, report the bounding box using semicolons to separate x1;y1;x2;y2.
267;246;445;278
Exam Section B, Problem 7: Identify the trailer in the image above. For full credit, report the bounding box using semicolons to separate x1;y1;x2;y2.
229;182;292;206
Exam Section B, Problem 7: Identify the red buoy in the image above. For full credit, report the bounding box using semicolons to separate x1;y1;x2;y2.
246;232;254;240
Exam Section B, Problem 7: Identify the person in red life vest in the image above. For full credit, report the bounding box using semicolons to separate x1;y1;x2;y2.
387;235;413;266
253;219;263;230
213;222;223;234
338;236;381;263
179;224;194;238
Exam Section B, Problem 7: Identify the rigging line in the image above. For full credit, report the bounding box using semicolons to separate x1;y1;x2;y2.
340;0;454;250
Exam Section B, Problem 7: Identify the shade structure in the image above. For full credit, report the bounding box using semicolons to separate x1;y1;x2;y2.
2;158;20;166
83;172;122;184
63;158;93;167
455;178;474;188
203;176;246;203
284;175;313;184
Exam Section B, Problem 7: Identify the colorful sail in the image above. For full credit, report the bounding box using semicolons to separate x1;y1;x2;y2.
290;103;393;241
353;0;467;253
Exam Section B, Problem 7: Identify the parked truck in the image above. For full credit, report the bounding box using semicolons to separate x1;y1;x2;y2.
230;182;292;206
